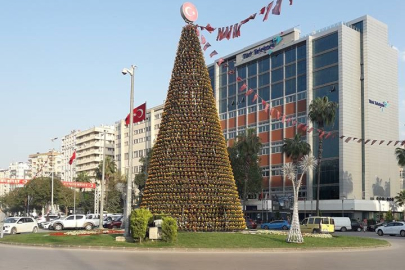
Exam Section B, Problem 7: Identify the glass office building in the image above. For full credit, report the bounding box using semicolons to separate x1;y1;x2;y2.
208;15;400;219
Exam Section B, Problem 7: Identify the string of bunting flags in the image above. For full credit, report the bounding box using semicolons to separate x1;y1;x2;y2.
195;0;292;59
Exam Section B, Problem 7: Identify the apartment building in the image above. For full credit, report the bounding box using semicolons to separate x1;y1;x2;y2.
75;125;115;180
28;151;63;179
61;130;80;181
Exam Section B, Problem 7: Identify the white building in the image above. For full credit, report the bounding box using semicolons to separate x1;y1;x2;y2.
0;168;11;196
75;125;115;181
115;104;163;176
28;151;63;179
61;130;80;181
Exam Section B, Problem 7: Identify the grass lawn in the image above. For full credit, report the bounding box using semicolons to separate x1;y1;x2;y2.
0;232;389;249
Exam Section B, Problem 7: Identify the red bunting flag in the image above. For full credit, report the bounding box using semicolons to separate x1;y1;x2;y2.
240;83;247;91
260;6;266;14
371;140;377;145
364;139;370;144
205;23;216;33
307;127;314;133
265;103;270;113
297;123;304;129
302;125;307;132
263;1;274;21
228;70;235;75
217;58;225;66
345;137;352;143
386;141;393;146
276;110;281;119
236;76;243;82
262;100;267;106
379;140;385;145
195;27;200;36
290;0;293;5
270;107;275;115
357;139;363;143
203;42;211;51
340;136;345;139
69;151;76;165
325;132;333;139
394;141;400;146
272;0;283;15
201;35;206;44
282;114;285;123
246;89;254;96
402;140;405;146
209;50;218;58
252;94;258;102
125;102;147;126
319;131;325;139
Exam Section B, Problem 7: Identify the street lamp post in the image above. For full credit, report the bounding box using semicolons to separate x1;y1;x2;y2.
99;131;107;229
50;137;58;214
122;65;136;237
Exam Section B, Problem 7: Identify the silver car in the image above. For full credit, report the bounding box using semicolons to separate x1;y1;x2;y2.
375;221;405;237
2;217;39;234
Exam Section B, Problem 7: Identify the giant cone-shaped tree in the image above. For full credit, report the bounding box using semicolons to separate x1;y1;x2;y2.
141;25;245;231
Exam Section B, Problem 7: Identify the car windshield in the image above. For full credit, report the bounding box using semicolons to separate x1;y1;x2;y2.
5;218;19;223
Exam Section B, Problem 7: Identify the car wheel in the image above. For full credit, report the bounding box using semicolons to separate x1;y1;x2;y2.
312;229;319;234
11;228;17;235
282;225;288;230
264;225;269;230
112;225;117;229
85;223;93;231
54;224;63;231
357;228;361;232
32;226;38;233
400;230;405;237
341;227;347;232
377;230;383;236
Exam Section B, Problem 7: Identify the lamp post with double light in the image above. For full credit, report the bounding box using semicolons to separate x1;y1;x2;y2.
122;65;136;237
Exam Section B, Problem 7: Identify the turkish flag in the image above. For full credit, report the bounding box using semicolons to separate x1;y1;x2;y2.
125;102;147;126
69;151;76;165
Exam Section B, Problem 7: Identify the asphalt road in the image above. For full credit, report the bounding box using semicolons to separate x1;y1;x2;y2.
0;231;403;270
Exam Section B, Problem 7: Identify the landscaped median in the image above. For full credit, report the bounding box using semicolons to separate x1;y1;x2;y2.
0;230;389;249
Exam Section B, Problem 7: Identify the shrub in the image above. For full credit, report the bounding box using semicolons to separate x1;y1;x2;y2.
130;208;153;242
161;216;178;243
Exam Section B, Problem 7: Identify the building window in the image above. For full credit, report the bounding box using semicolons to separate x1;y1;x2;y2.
297;75;307;92
262;166;270;177
124;141;128;146
133;151;138;158
125;133;128;138
134;139;138;144
313;50;338;70
297;43;306;60
134;166;138;173
271;122;283;130
313;32;338;54
271;165;282;176
285;64;296;79
297;91;307;101
238;108;246;115
285;47;296;64
248;106;257;113
271;53;283;69
313;65;338;87
219;113;227;120
271;82;283;99
258;85;270;102
139;150;143;157
285;95;296;104
271;98;283;107
258;56;270;72
285;78;296;96
271;68;283;83
238;128;246;136
261;145;270;155
154;124;160;130
124;153;129;160
228;130;236;139
258;124;270;133
271;141;283;153
229;111;236;118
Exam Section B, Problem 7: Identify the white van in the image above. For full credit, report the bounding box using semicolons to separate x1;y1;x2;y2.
333;217;352;232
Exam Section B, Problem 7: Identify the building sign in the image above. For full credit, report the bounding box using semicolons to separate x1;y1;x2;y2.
236;36;282;65
369;99;389;111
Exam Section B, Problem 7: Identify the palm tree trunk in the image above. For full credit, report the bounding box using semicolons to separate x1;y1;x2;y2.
243;175;248;212
287;178;303;243
316;138;323;216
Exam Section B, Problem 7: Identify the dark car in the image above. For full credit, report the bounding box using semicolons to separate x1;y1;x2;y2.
245;218;257;229
107;216;123;229
351;219;363;232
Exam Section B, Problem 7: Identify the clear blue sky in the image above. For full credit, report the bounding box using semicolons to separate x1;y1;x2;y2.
1;0;404;169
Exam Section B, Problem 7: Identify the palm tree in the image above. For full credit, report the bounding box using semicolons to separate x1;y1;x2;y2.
308;96;338;216
394;190;405;221
228;128;262;212
283;133;311;165
283;155;317;243
95;156;117;203
395;148;405;167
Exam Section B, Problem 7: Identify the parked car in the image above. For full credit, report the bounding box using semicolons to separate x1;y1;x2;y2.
49;214;97;231
374;221;388;231
2;217;39;234
375;222;405;237
333;217;352;232
107;216;124;229
351;219;363;232
37;214;60;228
245;218;257;229
300;216;335;234
261;220;290;230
